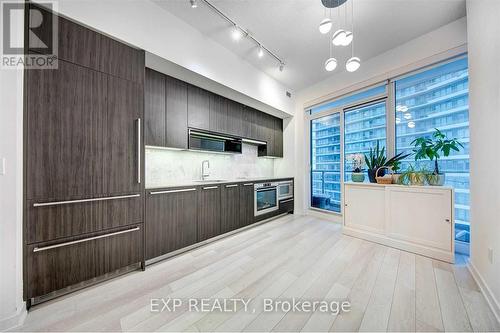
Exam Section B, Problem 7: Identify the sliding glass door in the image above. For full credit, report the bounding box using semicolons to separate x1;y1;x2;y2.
310;113;342;213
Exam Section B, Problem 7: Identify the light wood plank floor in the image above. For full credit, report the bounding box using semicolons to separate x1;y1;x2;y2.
14;215;500;332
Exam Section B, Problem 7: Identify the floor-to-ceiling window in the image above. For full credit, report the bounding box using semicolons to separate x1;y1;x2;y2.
307;55;470;254
344;100;387;181
310;113;342;212
394;57;470;252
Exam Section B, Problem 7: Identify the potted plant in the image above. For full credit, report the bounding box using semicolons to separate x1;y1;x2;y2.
364;141;410;183
411;128;464;186
346;153;365;182
397;165;428;186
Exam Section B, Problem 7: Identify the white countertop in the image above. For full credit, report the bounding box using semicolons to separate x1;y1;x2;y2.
344;181;454;190
146;176;294;190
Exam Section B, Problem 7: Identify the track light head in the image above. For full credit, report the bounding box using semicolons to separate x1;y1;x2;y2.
279;63;284;72
190;0;198;8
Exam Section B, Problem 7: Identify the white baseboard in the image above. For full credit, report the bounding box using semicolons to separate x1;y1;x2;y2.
467;261;500;324
0;304;27;331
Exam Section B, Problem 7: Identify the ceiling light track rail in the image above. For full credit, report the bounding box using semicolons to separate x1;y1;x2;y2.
198;0;285;69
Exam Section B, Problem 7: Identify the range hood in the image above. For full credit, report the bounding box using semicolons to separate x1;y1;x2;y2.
188;129;242;154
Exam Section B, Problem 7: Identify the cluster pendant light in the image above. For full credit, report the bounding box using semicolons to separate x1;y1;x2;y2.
319;0;360;72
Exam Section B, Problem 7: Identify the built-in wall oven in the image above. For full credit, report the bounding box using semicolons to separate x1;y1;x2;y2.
278;180;293;200
254;182;279;216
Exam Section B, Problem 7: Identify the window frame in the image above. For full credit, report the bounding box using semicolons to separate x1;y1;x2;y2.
305;54;468;217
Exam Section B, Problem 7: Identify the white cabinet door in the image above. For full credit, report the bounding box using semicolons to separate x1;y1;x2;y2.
344;185;385;234
386;187;452;251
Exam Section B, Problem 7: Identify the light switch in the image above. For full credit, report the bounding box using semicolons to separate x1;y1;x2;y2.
0;158;5;175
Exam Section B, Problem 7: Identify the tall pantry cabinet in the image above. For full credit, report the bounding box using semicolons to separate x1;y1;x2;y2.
23;4;145;305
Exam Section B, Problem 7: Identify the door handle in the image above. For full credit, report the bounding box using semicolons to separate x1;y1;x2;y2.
33;194;141;207
33;226;140;252
445;218;451;223
225;184;238;188
150;188;197;195
137;118;141;184
203;186;218;190
243;183;254;186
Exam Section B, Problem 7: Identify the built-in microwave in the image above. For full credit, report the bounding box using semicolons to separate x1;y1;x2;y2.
189;129;242;154
254;182;279;216
278;180;293;200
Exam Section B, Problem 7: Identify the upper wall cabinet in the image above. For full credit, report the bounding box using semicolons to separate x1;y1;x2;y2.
29;4;144;84
144;69;188;149
187;85;210;131
145;69;283;156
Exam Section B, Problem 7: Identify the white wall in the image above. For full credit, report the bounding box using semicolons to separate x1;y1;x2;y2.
0;5;25;330
467;0;500;320
292;17;467;218
38;0;294;116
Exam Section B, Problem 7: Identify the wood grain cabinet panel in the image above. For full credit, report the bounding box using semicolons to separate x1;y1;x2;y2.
26;196;143;244
166;77;188;149
241;105;254;139
274;117;284;158
187;85;210;131
227;100;243;136
98;36;144;84
239;183;255;227
26;224;143;299
209;93;228;134
105;75;143;194
198;186;221;241
221;184;241;233
146;188;198;260
144;69;166;146
26;60;107;200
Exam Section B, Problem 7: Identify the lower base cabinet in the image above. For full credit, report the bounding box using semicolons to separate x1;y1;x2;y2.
343;183;454;263
146;187;198;260
239;182;255;227
221;183;241;233
27;224;143;299
198;185;221;241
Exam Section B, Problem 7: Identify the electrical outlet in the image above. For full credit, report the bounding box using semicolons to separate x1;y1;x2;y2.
488;248;494;264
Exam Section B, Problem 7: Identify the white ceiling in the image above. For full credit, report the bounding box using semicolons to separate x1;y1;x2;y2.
154;0;466;91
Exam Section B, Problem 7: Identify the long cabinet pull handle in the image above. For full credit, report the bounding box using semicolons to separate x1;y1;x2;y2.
150;188;197;195
243;183;254;186
280;198;294;203
137;118;141;184
225;184;238;188
33;194;141;207
203;186;218;190
33;226;140;253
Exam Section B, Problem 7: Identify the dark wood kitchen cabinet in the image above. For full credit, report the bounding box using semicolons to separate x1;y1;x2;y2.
144;70;188;149
240;182;255;226
146;188;198;260
26;224;143;299
24;6;145;303
26;60;107;200
220;183;241;233
198;185;221;241
187;85;210;131
165;76;188;149
145;68;166;147
274;117;284;157
209;93;228;134
105;75;143;193
227;100;243;136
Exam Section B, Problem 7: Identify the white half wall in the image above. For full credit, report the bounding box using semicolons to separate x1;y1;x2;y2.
292;17;467;218
37;0;294;116
467;0;500;320
0;4;25;329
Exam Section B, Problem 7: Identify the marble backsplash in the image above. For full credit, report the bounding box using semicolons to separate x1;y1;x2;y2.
145;144;275;187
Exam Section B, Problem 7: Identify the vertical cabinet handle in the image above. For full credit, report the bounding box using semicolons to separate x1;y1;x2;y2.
137;118;141;184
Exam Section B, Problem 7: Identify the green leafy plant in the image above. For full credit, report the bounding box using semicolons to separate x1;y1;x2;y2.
411;128;464;175
397;165;429;186
364;141;410;171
